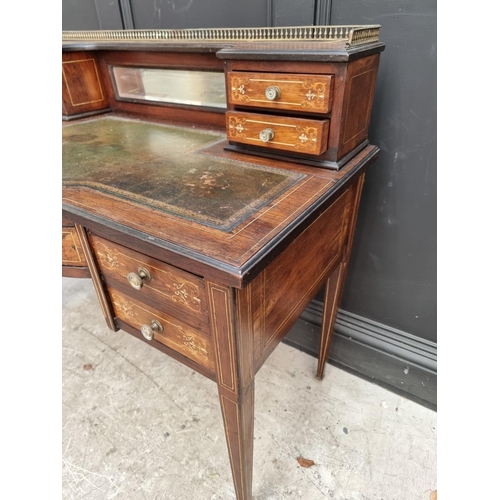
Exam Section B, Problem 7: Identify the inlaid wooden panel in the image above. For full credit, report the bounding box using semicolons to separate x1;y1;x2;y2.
226;111;329;155
108;287;215;373
62;227;87;267
251;184;356;371
337;54;380;160
263;188;351;342
227;72;333;114
89;234;209;331
62;51;109;117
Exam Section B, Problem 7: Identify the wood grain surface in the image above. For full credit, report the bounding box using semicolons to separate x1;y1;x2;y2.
62;51;109;117
89;233;209;332
62;227;87;267
109;287;215;373
227;71;333;114
226;111;329;155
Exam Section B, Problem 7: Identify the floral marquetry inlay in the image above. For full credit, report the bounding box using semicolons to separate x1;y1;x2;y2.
227;116;247;139
302;82;327;108
114;297;137;318
231;83;246;95
295;126;319;151
230;76;250;102
305;90;316;101
168;277;202;312
182;333;209;359
96;243;120;269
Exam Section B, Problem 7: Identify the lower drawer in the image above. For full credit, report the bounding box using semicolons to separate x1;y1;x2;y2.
226;111;329;156
108;287;215;374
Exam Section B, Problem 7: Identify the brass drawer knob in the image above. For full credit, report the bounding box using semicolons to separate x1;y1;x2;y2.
259;128;275;143
140;319;163;341
265;85;281;101
127;267;151;290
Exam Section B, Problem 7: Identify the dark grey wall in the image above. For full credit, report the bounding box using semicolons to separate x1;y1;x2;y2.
128;0;315;29
330;1;436;344
129;0;268;29
62;0;124;30
61;0;437;407
62;0;316;30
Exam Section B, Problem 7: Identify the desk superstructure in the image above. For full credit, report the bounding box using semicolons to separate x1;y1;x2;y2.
62;26;384;499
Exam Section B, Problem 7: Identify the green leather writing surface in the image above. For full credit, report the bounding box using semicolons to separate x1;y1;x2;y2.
63;117;303;231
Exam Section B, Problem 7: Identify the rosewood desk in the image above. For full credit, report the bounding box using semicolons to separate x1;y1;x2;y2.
62;26;384;499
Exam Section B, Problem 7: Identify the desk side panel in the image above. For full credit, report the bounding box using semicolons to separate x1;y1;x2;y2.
337;54;380;160
251;179;357;372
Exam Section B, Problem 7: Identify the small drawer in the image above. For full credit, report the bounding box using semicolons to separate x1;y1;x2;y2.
227;72;333;114
108;288;215;373
89;234;209;332
226;111;329;156
62;227;87;267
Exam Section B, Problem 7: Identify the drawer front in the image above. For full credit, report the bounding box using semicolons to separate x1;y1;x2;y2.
109;288;215;373
227;72;333;114
62;227;87;267
89;234;209;331
227;111;329;156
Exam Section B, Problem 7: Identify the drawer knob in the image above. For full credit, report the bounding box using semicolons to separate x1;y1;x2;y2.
127;267;151;290
141;319;163;341
259;128;275;143
265;86;281;101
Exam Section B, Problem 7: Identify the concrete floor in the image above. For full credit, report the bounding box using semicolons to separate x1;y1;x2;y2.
62;277;437;500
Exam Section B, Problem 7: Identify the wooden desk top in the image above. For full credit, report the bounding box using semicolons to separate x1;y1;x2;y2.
63;115;378;287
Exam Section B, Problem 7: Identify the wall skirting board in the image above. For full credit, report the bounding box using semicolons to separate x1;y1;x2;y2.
283;300;437;410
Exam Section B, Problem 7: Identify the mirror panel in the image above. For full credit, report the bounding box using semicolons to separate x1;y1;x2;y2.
112;66;227;109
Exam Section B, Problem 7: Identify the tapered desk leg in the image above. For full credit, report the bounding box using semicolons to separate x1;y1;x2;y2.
218;381;255;500
317;172;366;380
208;282;255;500
317;263;345;379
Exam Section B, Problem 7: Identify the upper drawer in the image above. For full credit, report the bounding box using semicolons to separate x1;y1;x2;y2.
88;234;209;332
227;72;333;114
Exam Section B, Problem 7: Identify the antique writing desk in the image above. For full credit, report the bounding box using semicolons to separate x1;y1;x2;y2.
62;26;384;499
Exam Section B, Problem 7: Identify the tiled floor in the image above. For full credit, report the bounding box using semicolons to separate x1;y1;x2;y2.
62;277;437;500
